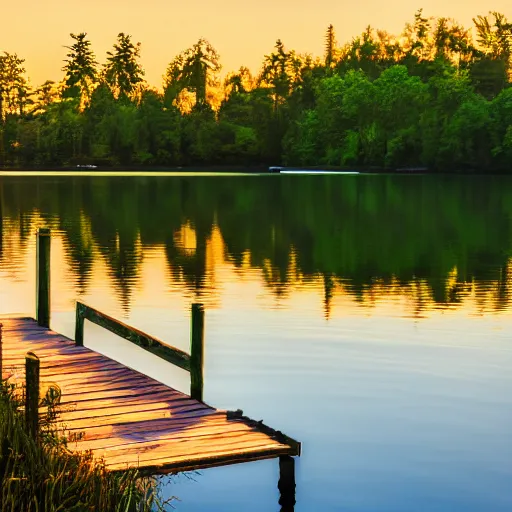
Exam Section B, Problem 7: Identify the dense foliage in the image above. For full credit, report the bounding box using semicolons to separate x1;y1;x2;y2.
1;10;512;170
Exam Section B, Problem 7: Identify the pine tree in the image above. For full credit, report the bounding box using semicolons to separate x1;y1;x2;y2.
325;24;336;67
62;33;98;105
104;33;145;101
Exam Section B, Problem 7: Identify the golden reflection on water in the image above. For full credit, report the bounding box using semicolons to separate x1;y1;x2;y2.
1;218;511;325
1;173;512;324
2;175;512;512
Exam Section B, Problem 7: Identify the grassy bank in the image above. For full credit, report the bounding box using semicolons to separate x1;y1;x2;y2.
0;375;172;511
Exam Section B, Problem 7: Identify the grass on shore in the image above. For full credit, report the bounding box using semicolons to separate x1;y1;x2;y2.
0;374;174;511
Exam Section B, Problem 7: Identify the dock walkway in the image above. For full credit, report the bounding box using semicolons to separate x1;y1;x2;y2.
1;316;300;474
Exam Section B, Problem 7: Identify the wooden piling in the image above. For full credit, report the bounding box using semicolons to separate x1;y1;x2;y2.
190;303;204;401
0;323;3;379
36;228;51;328
278;456;296;512
25;351;40;440
75;302;85;347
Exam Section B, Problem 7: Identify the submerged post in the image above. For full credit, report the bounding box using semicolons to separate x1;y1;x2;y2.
190;303;204;401
25;351;40;440
36;228;51;328
278;456;296;512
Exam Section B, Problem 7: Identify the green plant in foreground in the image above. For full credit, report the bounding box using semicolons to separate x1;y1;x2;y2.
0;376;175;511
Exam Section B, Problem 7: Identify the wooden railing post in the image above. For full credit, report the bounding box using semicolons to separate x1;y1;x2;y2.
75;302;85;346
0;323;3;380
36;228;51;328
25;351;40;440
190;303;204;401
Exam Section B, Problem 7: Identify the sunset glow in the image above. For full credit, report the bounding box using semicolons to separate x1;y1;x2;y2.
2;1;511;87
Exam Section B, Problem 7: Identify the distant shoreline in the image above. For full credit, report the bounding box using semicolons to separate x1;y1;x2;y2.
0;165;509;175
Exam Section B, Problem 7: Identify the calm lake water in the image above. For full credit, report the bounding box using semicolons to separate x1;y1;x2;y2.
1;173;512;511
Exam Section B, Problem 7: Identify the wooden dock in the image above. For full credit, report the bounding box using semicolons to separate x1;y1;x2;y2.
0;228;300;510
0;316;300;474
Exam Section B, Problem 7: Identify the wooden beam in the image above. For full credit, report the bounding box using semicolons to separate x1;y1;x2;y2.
75;302;191;371
110;446;298;476
226;410;301;456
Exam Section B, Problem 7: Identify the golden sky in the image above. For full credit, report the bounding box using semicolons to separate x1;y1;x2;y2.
1;1;511;88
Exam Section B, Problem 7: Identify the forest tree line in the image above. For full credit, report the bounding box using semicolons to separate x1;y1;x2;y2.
1;9;512;171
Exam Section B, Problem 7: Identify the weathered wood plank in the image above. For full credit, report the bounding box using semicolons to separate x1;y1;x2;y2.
39;367;139;384
67;412;229;441
2;352;104;364
53;374;169;394
74;423;257;451
59;385;186;404
88;431;282;461
6;368;162;394
104;442;289;470
2;337;76;349
33;360;128;376
115;449;295;475
59;390;196;410
58;378;171;396
58;400;210;422
58;407;213;429
64;408;221;434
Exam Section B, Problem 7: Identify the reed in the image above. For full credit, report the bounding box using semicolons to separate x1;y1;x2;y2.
0;377;174;512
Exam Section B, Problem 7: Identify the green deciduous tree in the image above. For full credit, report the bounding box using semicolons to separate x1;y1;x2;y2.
473;12;512;61
164;39;221;109
471;12;512;97
260;40;302;112
135;89;181;165
0;52;28;120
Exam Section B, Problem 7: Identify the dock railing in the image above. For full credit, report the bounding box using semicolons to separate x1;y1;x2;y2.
35;227;205;401
74;301;205;401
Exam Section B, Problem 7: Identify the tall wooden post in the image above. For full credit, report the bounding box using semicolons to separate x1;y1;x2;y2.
75;302;85;347
25;351;40;440
0;323;3;380
190;303;204;401
36;228;50;328
278;456;296;512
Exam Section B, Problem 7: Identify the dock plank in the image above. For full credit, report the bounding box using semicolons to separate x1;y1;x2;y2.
0;317;299;474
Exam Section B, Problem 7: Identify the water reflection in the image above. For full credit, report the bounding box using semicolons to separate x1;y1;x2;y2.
1;174;512;316
2;174;512;511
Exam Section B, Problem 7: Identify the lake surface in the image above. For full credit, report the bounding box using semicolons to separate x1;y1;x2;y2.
1;173;512;511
